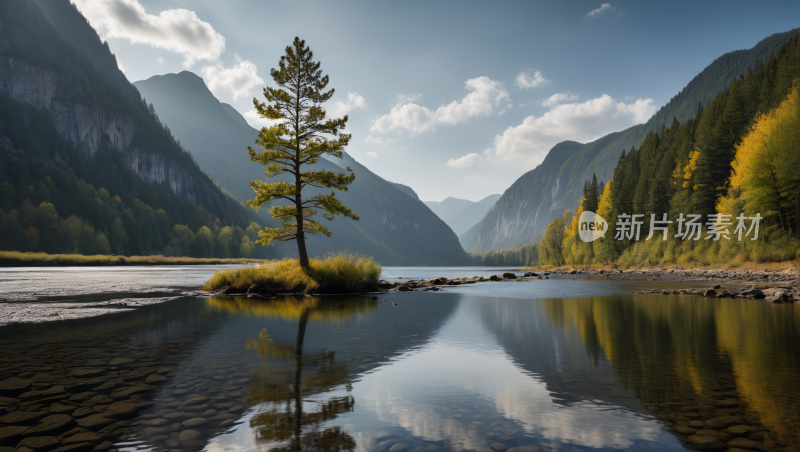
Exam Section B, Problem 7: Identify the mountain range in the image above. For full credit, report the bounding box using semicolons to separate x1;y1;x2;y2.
133;72;471;265
461;28;800;253
424;195;501;238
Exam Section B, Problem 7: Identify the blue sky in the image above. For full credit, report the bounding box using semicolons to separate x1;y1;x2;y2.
74;0;800;201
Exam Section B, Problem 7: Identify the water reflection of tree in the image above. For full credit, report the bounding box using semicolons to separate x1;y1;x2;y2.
211;297;378;451
542;296;800;448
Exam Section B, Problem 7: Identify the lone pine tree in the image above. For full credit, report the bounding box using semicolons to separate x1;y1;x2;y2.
247;37;358;270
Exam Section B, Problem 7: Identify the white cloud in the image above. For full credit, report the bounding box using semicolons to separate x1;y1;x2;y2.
447;153;484;168
158;57;164;64
540;92;579;107
73;0;225;68
515;70;549;89
201;55;264;102
488;94;656;164
243;110;277;130
367;152;378;158
365;135;395;148
371;76;508;134
586;3;613;17
327;92;367;118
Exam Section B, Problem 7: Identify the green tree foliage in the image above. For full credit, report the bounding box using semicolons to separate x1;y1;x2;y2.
581;174;603;213
248;37;358;269
471;243;539;266
539;211;568;266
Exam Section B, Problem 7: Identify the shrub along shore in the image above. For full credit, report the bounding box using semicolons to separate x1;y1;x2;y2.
0;250;270;267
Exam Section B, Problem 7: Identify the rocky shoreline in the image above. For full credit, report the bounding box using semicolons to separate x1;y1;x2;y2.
214;267;799;302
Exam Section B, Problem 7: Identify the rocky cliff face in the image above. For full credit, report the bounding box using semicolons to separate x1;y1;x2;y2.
460;141;584;252
1;57;134;158
0;1;219;209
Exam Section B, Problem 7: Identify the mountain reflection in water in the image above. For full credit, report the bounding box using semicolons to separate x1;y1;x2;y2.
0;288;798;452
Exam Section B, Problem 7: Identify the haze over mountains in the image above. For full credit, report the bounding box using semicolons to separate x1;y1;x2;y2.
424;195;501;238
461;28;800;253
134;72;471;265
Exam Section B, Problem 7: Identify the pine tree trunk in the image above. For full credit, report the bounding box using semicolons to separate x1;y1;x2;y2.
297;231;310;270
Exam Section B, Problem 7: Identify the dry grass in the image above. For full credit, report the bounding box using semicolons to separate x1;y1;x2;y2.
0;251;270;267
203;252;382;294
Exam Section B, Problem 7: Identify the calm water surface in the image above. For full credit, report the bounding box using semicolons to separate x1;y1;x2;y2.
0;267;798;452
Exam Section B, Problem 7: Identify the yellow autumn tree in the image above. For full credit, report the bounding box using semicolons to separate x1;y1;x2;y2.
718;85;800;234
593;180;616;263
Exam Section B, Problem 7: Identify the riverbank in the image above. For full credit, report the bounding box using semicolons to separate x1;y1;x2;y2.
0;251;271;267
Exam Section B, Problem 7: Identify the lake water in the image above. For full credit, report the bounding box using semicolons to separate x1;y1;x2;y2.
0;267;798;452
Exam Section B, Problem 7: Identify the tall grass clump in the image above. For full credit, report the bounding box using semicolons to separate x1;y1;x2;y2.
203;252;382;294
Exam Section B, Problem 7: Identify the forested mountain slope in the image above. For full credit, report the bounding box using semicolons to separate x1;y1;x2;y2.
552;34;800;267
462;28;799;253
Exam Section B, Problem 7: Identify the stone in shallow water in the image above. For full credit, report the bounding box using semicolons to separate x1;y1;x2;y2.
24;414;75;436
74;414;114;429
0;426;28;445
69;407;93;418
490;443;508;451
181;396;208;407
695;429;731;442
703;416;742;429
0;411;48;425
66;369;105;378
178;429;201;445
104;401;153;419
92;441;112;451
145;374;166;383
16;436;60;451
674;425;696;434
686;435;725;449
723;424;759;435
109;385;155;400
107;358;135;366
67;392;96;402
18;386;65;400
0;378;32;395
182;417;207;428
56;442;94;452
726;438;765;449
62;432;101;445
142;418;169;427
48;404;76;414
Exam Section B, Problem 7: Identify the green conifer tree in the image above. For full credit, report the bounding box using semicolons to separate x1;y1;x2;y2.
247;37;358;270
